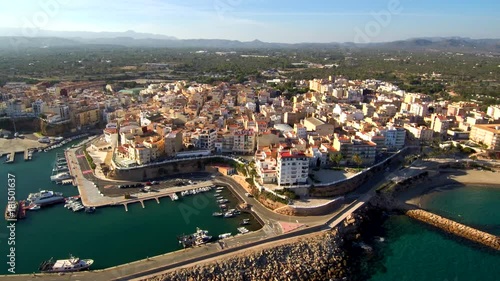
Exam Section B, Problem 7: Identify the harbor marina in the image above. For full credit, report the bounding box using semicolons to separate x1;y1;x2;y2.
0;140;261;274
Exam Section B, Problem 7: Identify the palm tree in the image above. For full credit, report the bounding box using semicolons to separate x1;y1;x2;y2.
352;153;363;169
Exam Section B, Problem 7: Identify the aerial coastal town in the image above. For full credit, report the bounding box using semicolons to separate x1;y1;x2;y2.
2;77;499;182
2;70;500;281
1;1;500;278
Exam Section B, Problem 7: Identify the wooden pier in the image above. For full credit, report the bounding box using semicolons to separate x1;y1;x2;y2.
24;149;29;161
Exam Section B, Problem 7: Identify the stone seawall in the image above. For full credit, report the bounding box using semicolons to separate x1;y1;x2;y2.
274;197;344;216
110;159;208;181
406;209;500;251
309;154;402;197
141;230;349;281
140;211;368;281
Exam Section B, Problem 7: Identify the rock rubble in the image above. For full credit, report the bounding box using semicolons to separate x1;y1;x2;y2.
142;229;351;281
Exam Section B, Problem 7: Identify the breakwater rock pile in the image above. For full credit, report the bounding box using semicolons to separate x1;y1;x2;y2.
406;209;500;251
142;229;351;281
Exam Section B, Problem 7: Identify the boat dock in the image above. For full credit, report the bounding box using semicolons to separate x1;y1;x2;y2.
60;179;75;185
24;149;29;161
51;153;72;183
17;201;26;219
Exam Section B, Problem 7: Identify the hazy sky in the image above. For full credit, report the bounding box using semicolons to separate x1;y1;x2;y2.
1;0;499;43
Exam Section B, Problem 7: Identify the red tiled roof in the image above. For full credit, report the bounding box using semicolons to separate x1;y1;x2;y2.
279;151;306;158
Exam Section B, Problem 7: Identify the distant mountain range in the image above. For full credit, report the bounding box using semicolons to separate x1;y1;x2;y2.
0;28;499;53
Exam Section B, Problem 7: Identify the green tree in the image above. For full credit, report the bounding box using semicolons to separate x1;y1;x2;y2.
329;153;343;168
352;154;363;168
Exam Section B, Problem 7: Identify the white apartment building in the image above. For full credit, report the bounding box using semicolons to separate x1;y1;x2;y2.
404;124;434;142
470;124;500;151
410;103;429;117
197;129;217;151
379;126;406;150
6;100;25;117
233;129;256;154
276;150;309;186
32;99;45;117
255;156;277;184
487;105;500;120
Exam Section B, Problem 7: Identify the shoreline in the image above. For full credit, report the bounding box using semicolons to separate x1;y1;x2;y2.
398;169;500;206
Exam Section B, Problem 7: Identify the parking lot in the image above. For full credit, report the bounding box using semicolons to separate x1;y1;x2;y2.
99;172;214;197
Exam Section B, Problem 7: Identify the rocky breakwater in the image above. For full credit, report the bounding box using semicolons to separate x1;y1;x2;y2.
406;209;500;251
143;230;348;281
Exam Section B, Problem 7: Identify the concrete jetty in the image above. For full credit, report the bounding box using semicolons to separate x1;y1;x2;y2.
405;209;500;251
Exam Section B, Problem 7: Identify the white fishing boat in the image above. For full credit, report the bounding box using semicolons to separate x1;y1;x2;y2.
237;227;249;234
39;256;94;273
218;233;232;239
171;193;179;201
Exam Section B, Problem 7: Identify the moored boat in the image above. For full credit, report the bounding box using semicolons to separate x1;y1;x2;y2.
171;193;179;201
39;256;94;273
50;172;72;182
72;204;84;212
27;190;64;206
29;204;41;211
178;227;212;248
218;233;232;239
223;211;234;218
237;227;249;234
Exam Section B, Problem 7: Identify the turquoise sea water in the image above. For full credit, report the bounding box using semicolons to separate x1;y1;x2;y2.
1;143;259;274
366;186;500;281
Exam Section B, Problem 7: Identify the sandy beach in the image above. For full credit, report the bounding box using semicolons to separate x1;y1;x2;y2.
398;169;500;206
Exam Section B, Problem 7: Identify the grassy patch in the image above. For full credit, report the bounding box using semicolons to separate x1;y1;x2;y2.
83;147;96;170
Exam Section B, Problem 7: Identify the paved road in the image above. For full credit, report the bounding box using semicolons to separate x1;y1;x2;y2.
0;146;406;281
